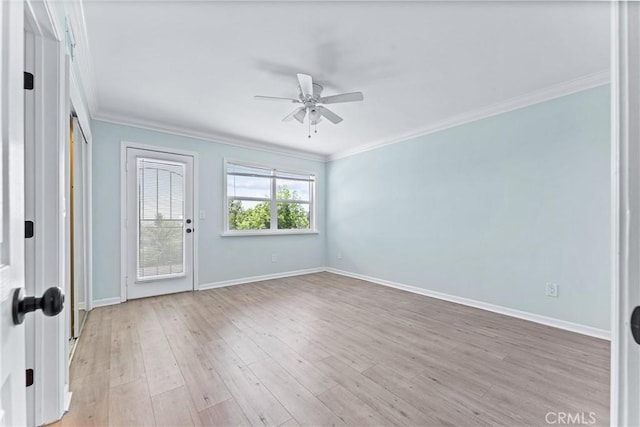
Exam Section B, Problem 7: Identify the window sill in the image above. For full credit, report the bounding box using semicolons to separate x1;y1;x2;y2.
221;230;319;237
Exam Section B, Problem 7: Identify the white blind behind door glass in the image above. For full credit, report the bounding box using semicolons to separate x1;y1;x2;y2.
137;158;185;279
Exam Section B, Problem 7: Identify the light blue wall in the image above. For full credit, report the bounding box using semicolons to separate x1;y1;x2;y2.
91;120;326;300
92;86;610;331
327;86;611;331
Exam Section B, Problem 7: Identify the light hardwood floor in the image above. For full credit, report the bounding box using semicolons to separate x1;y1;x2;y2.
60;272;609;426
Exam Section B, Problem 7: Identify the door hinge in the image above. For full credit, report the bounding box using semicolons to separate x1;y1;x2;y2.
24;72;34;90
26;369;34;387
25;221;34;238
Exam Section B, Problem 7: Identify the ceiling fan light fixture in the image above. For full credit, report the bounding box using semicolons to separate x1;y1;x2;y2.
256;73;364;138
308;108;321;122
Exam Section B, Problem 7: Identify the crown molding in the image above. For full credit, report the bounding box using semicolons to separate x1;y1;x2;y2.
93;71;608;164
92;111;328;162
329;70;611;161
67;0;608;164
72;0;326;162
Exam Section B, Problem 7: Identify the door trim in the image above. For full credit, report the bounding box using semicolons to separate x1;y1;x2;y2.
70;76;93;315
120;141;199;302
610;3;621;424
610;2;640;425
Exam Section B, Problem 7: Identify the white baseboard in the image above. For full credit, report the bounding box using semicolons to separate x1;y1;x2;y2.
90;268;325;306
199;267;325;290
77;301;86;310
90;266;610;340
64;386;72;412
325;267;611;341
91;297;122;308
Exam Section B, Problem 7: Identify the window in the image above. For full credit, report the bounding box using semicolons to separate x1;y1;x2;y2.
137;158;185;279
225;161;315;234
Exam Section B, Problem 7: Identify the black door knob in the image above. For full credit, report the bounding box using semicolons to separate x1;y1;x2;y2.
632;306;640;345
186;228;192;233
12;287;64;325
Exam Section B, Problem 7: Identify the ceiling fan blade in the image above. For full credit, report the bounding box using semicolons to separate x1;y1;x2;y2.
297;73;313;98
282;107;306;123
319;92;364;104
293;107;307;123
255;95;299;103
317;106;343;124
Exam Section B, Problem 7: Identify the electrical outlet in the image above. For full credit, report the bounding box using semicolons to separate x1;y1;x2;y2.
271;253;278;263
546;283;559;297
199;210;206;220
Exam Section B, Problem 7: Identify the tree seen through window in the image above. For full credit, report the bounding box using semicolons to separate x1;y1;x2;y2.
229;185;310;230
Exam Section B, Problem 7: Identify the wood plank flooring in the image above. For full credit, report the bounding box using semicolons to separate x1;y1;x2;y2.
61;272;610;426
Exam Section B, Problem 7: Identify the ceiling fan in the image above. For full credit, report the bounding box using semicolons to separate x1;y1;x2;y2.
255;73;364;138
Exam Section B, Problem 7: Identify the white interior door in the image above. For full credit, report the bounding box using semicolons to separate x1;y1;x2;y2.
126;148;194;299
0;0;26;425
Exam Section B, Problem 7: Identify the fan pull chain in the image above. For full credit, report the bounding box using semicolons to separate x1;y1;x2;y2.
315;123;317;134
308;120;311;138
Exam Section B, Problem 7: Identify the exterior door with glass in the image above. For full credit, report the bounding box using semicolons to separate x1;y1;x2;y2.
126;148;194;299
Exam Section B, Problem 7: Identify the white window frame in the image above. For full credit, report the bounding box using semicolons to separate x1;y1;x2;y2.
222;159;318;236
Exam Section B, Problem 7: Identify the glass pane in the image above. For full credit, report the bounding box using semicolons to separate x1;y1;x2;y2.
277;202;310;230
137;158;185;279
276;179;310;201
227;174;271;199
228;199;271;230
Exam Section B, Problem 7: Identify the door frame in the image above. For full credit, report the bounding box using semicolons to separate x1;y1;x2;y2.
610;1;640;426
70;98;93;315
120;141;199;302
70;115;90;337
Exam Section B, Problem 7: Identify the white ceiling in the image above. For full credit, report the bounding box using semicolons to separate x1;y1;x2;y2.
80;1;610;159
